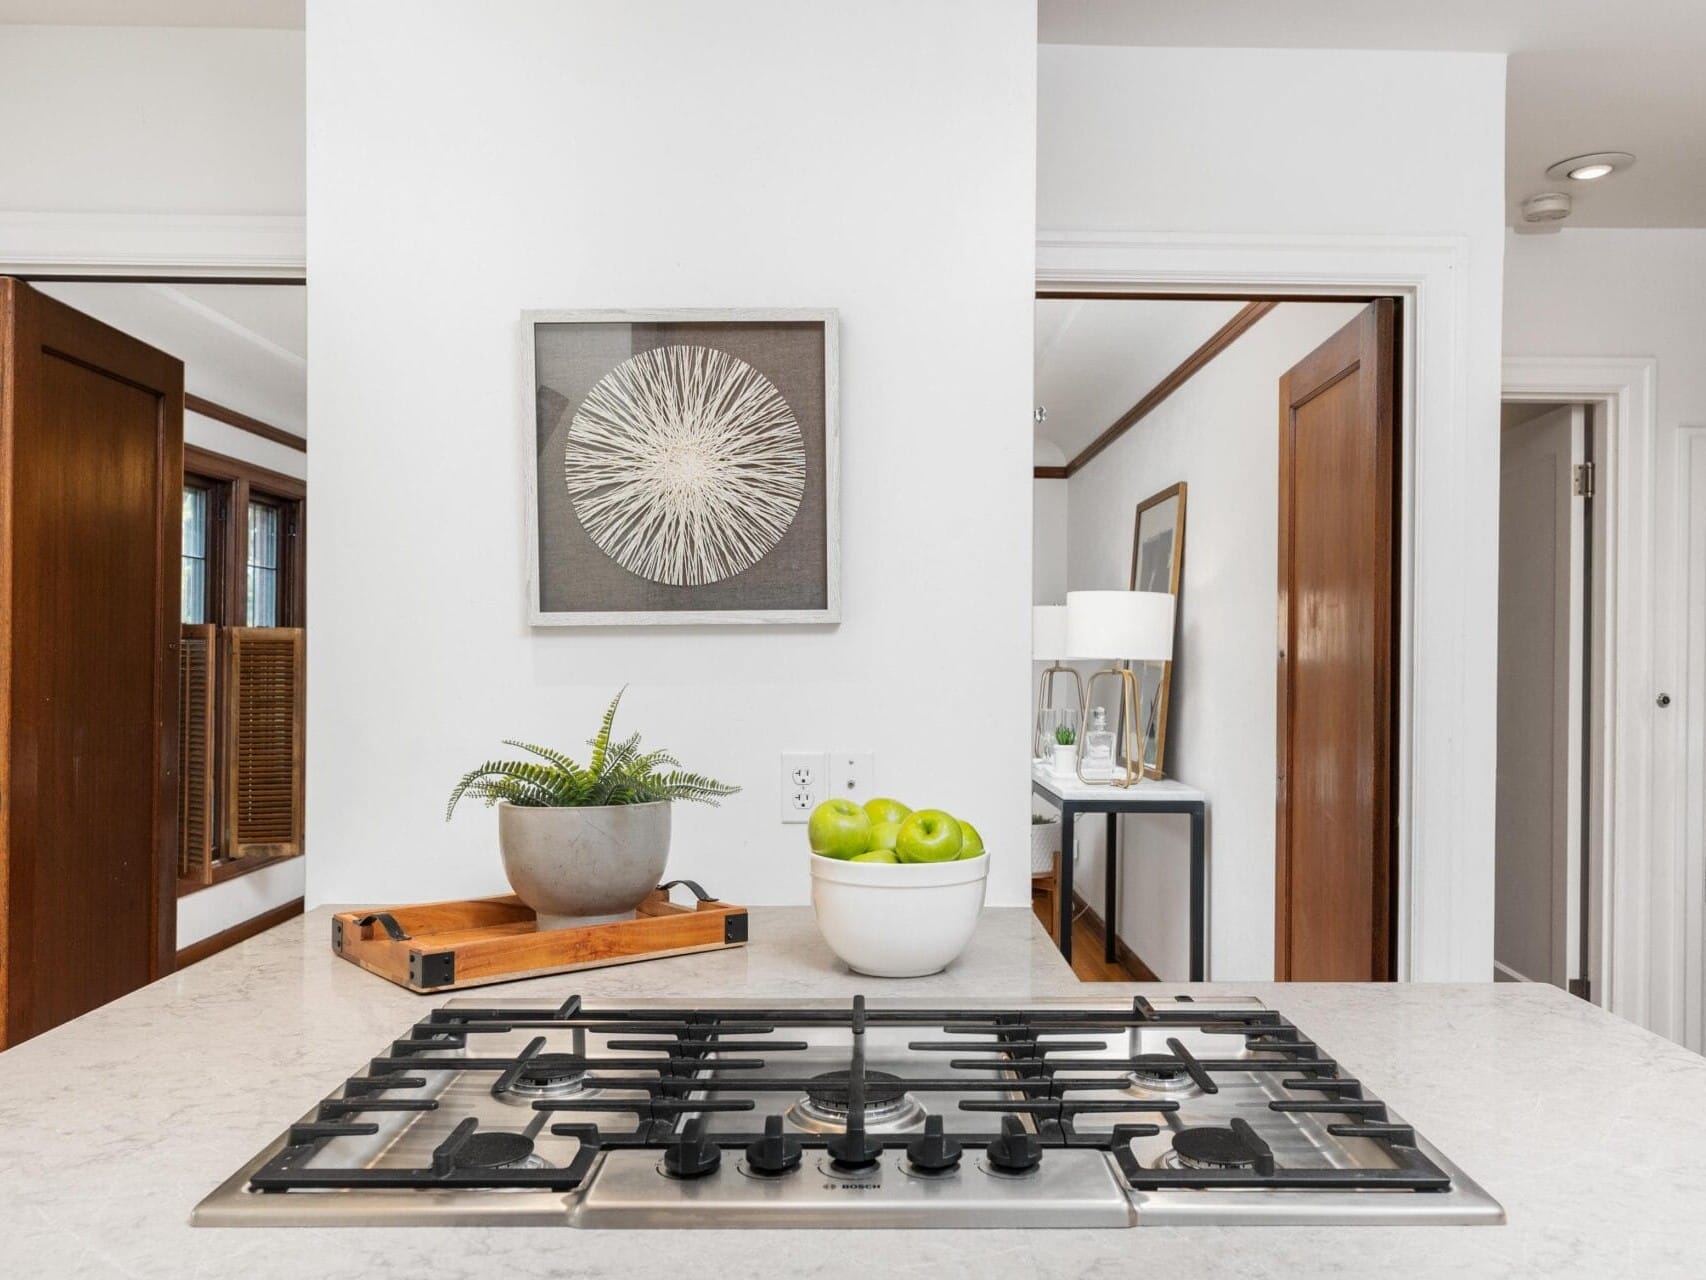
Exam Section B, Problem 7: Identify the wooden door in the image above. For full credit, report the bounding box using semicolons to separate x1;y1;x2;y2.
1;279;183;1047
1275;299;1399;981
1495;404;1585;988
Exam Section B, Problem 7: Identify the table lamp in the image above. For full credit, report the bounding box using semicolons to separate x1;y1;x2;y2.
1064;590;1176;787
1031;605;1082;760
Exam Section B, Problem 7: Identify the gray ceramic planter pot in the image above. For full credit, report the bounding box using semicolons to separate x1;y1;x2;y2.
496;801;671;931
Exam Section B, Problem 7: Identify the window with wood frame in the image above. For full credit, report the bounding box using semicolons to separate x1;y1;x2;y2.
178;446;306;894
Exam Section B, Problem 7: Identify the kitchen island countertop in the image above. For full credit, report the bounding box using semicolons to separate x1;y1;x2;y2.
1;905;1703;1278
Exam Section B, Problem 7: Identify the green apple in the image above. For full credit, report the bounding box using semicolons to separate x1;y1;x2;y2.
863;797;912;827
895;809;964;863
850;848;901;864
809;798;872;860
956;820;986;860
867;820;903;852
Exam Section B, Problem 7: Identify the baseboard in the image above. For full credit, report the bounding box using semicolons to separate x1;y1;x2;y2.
1070;891;1160;982
175;897;304;970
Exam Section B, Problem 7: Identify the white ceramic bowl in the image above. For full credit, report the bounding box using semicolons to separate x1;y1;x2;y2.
809;853;990;977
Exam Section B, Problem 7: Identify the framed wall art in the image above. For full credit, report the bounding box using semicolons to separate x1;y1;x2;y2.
1125;481;1187;777
523;309;840;625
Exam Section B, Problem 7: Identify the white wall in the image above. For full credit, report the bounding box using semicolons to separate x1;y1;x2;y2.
0;25;303;215
305;1;1037;910
1038;45;1507;980
1033;479;1068;604
1064;303;1360;979
1032;475;1069;780
1504;228;1706;1045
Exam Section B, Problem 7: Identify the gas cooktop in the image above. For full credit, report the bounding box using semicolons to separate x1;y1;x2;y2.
193;994;1504;1227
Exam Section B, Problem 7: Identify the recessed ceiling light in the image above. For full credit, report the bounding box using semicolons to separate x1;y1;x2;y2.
1545;152;1635;182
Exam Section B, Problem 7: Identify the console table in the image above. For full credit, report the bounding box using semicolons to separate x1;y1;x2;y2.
1030;763;1208;979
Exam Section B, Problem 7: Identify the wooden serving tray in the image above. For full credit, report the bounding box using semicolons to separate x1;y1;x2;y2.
330;881;749;993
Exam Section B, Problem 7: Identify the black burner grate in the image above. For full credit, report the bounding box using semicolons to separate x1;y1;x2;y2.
246;993;1452;1195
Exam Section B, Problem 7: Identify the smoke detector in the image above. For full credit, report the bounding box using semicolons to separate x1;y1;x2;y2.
1521;192;1573;224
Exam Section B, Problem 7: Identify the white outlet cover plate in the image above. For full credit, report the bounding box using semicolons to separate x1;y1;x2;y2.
780;751;828;824
828;751;875;805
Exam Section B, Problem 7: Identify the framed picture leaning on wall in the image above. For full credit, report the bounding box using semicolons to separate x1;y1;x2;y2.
523;309;839;625
1125;481;1187;777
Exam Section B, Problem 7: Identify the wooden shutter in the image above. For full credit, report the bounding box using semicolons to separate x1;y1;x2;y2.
223;627;305;859
178;624;218;883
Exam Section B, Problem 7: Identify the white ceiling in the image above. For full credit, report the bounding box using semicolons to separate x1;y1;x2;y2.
36;282;306;436
1040;0;1706;228
1034;298;1242;462
0;0;302;25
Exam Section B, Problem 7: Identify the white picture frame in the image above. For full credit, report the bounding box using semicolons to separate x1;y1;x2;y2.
522;308;840;626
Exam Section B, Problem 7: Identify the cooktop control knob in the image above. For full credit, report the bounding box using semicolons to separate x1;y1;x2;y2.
824;1126;883;1169
984;1115;1041;1174
664;1116;722;1179
744;1115;803;1175
906;1115;963;1173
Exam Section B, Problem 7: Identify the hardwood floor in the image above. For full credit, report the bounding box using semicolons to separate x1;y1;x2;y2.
1031;896;1158;983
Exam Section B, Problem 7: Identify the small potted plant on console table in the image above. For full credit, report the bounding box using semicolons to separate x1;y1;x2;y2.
1050;722;1078;777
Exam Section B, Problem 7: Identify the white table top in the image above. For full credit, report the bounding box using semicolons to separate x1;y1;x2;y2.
1031;760;1206;804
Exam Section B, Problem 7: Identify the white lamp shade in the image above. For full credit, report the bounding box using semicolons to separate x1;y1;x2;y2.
1065;590;1175;661
1031;605;1068;659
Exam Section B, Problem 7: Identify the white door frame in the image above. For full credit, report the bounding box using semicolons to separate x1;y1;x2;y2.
1501;356;1659;1029
1679;425;1706;1053
1038;229;1489;982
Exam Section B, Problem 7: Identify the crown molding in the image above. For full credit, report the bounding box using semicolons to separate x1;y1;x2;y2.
0;211;305;279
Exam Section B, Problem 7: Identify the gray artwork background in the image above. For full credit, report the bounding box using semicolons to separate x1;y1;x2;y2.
533;321;828;614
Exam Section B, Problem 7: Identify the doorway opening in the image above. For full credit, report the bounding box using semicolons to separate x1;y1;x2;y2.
2;273;307;1010
1494;398;1607;1001
1030;290;1403;984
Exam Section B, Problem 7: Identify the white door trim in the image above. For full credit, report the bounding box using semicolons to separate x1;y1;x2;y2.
1502;355;1659;1031
0;211;305;278
1038;229;1486;982
1678;426;1706;1053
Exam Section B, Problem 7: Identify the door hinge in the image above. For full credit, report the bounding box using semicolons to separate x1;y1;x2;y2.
1568;977;1592;1002
1572;462;1595;498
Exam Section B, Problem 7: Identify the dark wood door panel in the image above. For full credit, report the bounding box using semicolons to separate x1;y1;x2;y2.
1;279;183;1046
1276;300;1397;982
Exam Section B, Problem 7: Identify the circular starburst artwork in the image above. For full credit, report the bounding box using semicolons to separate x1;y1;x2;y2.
565;345;807;587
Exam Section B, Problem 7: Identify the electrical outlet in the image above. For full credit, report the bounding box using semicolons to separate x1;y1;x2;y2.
829;751;875;804
780;751;828;823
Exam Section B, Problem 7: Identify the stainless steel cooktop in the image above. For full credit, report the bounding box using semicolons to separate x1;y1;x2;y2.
193;994;1504;1227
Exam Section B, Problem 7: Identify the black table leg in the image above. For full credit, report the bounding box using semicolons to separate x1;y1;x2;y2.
1104;812;1118;964
1189;804;1205;981
1058;804;1075;964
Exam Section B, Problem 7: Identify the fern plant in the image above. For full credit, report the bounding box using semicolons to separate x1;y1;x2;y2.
446;690;739;819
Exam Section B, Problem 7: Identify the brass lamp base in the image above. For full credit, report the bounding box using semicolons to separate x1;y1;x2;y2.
1076;665;1149;789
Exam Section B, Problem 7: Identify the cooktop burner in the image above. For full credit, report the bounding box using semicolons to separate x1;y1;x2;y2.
505;1052;589;1098
1126;1052;1194;1092
194;993;1505;1229
1169;1126;1255;1171
453;1131;539;1171
785;1069;927;1134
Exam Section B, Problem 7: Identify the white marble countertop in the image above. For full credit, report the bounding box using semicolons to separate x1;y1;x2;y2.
2;906;1703;1278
